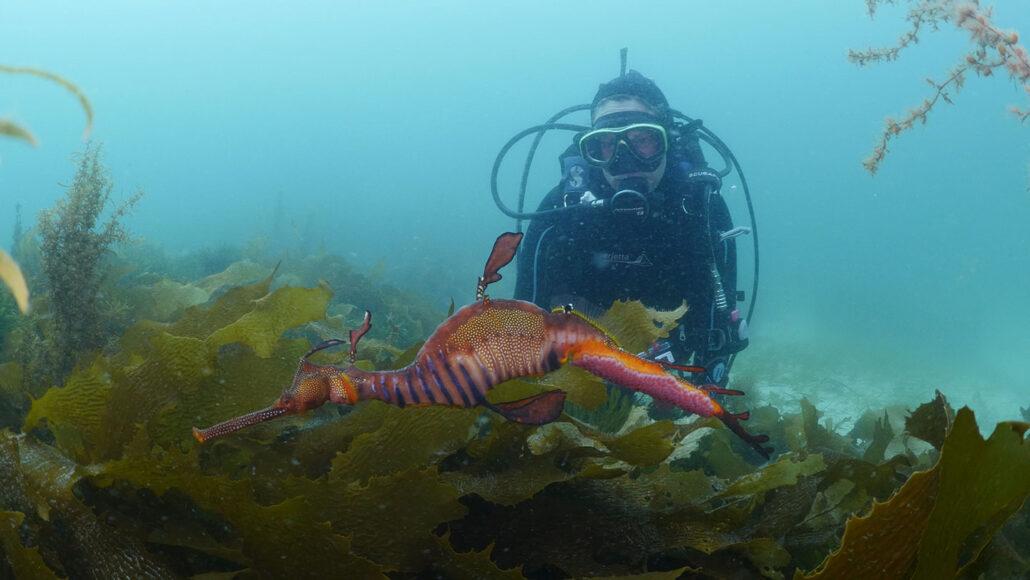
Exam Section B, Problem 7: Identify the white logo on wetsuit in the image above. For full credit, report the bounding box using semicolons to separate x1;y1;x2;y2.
568;165;586;189
594;251;654;267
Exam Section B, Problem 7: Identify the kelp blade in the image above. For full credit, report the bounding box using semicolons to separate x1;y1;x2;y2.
0;249;30;314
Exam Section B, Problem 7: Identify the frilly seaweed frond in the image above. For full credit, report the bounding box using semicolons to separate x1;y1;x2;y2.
282;467;466;571
94;428;383;577
0;431;180;577
801;407;1030;579
431;533;526;579
0;510;59;579
596;299;688;355
324;404;481;485
23;274;332;464
205;281;332;358
23;357;113;463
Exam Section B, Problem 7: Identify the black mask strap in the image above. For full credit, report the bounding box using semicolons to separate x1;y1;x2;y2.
592;110;661;129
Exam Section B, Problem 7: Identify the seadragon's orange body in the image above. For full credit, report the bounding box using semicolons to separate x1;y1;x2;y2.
194;233;772;459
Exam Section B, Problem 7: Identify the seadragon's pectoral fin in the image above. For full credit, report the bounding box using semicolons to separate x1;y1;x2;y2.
484;389;567;425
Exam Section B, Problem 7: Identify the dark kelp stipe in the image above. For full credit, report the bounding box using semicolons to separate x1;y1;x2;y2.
1;238;1029;577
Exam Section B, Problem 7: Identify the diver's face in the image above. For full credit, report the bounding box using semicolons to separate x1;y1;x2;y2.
592;98;667;192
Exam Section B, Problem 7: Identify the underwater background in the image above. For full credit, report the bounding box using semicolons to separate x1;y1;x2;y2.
2;1;1030;578
4;0;1028;428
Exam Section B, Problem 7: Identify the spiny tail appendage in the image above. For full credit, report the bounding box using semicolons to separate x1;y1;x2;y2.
567;340;772;459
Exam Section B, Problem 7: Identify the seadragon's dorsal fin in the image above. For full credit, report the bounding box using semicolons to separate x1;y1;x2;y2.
476;232;523;301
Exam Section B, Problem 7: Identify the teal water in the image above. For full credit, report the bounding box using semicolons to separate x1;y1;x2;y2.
2;0;1028;428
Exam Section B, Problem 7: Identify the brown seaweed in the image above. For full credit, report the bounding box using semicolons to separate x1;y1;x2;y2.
2;251;1029;578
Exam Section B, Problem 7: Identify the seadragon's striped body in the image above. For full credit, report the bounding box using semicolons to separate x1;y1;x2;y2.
350;300;608;409
194;233;772;459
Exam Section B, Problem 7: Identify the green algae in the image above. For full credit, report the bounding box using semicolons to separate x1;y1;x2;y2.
441;415;586;506
0;431;180;578
36;144;144;383
285;467;466;572
916;413;1030;577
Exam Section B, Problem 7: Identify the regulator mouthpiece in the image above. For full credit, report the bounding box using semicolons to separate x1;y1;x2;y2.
610;177;650;219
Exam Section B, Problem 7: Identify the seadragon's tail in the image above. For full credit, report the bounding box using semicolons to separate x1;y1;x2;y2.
567;338;772;459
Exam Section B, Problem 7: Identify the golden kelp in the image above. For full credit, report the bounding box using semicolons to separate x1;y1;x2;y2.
0;432;179;578
800;408;1030;579
23;275;331;464
0;120;37;146
0;511;58;579
0;64;93;142
0;249;29;315
596;299;688;354
3;254;1030;578
95;430;384;578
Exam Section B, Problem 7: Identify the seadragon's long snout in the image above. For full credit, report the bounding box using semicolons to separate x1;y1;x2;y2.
193;358;346;443
192;406;290;442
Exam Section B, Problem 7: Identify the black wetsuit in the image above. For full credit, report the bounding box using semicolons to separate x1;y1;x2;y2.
514;152;747;385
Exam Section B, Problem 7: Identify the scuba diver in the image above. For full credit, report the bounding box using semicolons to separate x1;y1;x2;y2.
508;70;752;387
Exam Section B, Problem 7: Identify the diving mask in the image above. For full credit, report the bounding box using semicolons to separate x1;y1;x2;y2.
578;123;668;171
